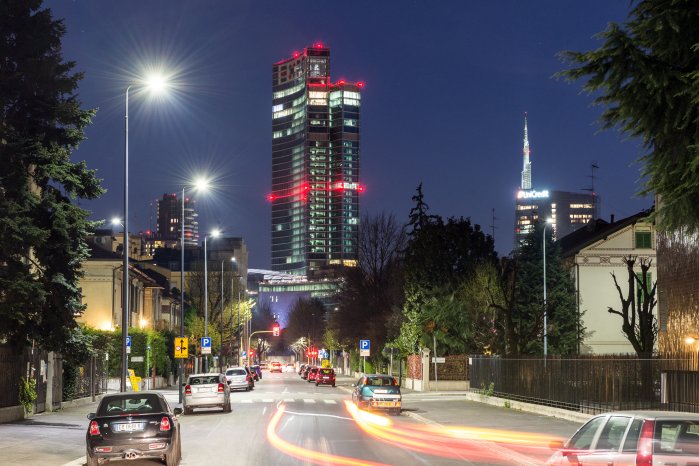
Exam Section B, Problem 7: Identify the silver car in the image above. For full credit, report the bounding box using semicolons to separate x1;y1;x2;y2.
548;410;699;465
225;367;250;391
183;373;231;414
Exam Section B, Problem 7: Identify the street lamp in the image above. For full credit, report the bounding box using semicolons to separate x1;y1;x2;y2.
543;217;553;359
121;75;168;393
202;228;221;372
178;178;209;402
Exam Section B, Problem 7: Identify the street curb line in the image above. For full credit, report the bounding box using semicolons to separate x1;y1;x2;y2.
61;456;85;466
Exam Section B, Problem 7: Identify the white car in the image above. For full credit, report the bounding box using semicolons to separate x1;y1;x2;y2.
225;367;251;391
183;373;230;414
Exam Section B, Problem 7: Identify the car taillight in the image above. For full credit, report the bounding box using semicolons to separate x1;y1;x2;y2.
159;416;171;431
393;378;399;386
184;384;191;395
89;421;100;436
636;419;655;466
218;383;224;393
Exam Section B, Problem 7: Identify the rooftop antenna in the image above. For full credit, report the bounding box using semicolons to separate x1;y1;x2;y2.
583;162;599;195
490;208;497;244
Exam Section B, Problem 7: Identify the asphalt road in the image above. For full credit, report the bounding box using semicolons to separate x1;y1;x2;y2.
0;371;583;465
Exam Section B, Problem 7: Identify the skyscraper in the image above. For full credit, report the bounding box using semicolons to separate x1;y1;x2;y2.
513;114;599;245
156;193;199;247
271;43;363;275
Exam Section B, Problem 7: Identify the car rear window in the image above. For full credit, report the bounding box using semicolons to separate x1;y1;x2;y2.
320;369;333;375
189;375;220;385
97;394;162;416
367;377;394;386
226;369;247;376
655;420;699;455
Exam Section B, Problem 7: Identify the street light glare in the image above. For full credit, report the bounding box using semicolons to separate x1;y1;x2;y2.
211;229;221;238
145;74;168;93
546;218;554;224
193;177;210;192
111;217;121;226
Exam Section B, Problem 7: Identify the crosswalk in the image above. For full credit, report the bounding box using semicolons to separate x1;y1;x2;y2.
229;398;339;405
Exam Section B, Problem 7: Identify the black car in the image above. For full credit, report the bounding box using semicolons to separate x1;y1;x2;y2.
86;392;182;466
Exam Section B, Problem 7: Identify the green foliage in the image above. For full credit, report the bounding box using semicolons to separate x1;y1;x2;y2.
0;0;104;352
19;376;37;414
62;362;78;401
503;400;511;409
481;382;494;396
559;0;699;232
285;298;326;348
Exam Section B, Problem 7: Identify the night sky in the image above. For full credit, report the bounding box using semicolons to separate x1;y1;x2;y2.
46;0;652;267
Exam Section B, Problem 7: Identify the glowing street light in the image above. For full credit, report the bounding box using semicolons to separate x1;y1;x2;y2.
121;74;169;393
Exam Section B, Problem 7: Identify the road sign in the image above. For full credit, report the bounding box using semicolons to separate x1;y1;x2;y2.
360;339;370;357
174;337;188;359
131;356;144;362
431;357;446;363
242;350;247;358
126;335;131;354
201;337;212;355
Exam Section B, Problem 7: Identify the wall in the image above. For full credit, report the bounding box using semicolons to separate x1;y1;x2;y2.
574;221;656;354
78;260;120;331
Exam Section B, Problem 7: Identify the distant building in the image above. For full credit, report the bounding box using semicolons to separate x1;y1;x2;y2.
513;115;599;246
156;193;199;247
559;210;656;354
271;42;363;276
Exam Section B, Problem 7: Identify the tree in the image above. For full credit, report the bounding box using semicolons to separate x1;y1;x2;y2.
0;0;104;352
285;298;326;348
559;0;699;232
608;256;658;358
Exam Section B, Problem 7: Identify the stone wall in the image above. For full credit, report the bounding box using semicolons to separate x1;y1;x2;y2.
429;354;470;381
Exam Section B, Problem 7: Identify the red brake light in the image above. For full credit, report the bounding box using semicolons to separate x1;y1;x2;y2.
636;419;655;466
185;384;191;395
218;383;224;393
89;420;100;436
159;416;171;431
393;378;399;386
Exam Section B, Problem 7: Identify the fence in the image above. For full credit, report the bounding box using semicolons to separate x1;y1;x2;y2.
0;344;61;413
470;354;699;414
64;355;109;401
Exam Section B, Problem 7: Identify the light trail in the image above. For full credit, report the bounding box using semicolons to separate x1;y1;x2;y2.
266;404;391;466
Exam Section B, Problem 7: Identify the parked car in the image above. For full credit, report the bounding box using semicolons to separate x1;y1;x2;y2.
225;366;251;391
183;373;231;414
352;375;401;415
301;365;311;380
85;392;182;466
270;361;282;373
548;410;699;466
316;368;336;387
298;364;308;376
244;366;255;390
307;367;319;383
250;364;261;381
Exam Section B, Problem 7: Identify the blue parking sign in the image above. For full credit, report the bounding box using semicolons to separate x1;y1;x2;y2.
126;336;131;354
201;337;211;355
360;340;370;350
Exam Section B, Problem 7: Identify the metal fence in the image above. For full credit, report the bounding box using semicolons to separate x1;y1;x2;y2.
470;354;699;414
65;355;109;401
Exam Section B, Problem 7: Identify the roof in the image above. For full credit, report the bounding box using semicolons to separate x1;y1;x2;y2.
558;209;653;258
86;242;121;260
138;267;171;292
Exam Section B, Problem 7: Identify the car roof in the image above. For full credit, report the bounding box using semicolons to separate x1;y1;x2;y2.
594;410;699;420
188;372;223;377
225;366;246;370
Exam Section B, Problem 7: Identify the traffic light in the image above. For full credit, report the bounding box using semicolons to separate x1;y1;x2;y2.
272;323;280;337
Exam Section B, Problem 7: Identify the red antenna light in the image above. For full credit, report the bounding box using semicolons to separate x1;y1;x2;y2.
293;51;300;58
357;81;365;88
267;194;275;201
338;79;346;86
315;42;323;48
358;185;365;193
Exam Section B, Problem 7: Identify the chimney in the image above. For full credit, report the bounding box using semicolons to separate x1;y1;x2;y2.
610;214;615;223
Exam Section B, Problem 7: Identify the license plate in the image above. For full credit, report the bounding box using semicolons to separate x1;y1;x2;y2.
323;376;329;379
373;401;398;407
114;422;145;432
197;387;214;393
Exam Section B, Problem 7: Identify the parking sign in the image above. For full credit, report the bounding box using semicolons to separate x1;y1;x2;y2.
126;335;131;354
201;337;212;355
360;339;370;357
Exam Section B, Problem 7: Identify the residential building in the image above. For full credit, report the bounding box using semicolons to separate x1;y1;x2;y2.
271;42;363;275
559;210;656;354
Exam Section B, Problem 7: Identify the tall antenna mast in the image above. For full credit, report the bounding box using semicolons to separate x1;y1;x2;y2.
490;208;497;244
521;113;532;190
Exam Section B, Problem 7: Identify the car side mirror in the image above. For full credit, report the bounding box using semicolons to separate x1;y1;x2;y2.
87;412;96;420
173;407;183;416
351;383;356;387
182;382;187;387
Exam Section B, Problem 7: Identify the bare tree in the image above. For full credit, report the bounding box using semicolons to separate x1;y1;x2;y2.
608;256;658;358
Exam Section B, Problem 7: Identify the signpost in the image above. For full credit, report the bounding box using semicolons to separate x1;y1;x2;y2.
126;335;131;354
201;337;212;355
360;340;370;374
131;356;144;362
174;337;188;359
431;357;446;363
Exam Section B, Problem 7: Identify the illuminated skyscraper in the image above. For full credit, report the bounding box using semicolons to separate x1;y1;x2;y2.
156;193;198;247
271;43;363;275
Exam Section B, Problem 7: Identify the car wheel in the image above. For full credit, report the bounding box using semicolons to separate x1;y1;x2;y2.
315;382;319;386
176;432;182;462
164;440;179;466
332;383;336;387
86;447;98;466
224;399;232;413
184;406;193;415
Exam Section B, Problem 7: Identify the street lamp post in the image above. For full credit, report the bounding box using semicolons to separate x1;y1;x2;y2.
120;75;168;393
202;229;220;373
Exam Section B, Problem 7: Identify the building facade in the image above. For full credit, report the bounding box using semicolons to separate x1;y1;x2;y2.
559;211;656;354
271;43;362;275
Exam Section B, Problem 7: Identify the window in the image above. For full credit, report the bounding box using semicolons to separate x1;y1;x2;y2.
595;416;631;451
636;272;652;304
635;231;652;249
568;417;606;450
622;419;643;452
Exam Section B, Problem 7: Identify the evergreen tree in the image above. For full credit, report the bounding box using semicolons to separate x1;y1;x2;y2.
559;0;699;232
0;0;104;351
514;223;582;355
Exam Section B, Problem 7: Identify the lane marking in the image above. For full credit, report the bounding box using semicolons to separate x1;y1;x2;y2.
283;398;295;403
303;399;316;404
240;399;253;404
324;400;337;404
262;398;274;403
282;408;353;422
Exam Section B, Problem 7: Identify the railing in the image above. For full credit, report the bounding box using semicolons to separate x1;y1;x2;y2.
470;354;699;415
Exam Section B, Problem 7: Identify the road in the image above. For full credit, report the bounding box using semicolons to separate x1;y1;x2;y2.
0;370;582;465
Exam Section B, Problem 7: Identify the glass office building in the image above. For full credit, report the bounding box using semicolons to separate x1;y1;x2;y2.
271;43;363;275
